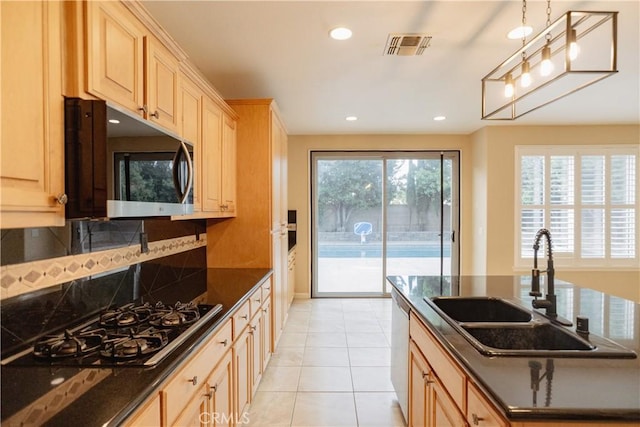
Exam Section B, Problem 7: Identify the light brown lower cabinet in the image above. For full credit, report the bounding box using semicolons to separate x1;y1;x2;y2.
409;340;467;427
409;313;633;427
409;313;511;427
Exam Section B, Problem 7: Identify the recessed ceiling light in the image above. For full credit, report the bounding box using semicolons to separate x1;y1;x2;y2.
433;116;446;121
108;119;120;124
507;26;533;40
345;116;358;121
330;27;352;40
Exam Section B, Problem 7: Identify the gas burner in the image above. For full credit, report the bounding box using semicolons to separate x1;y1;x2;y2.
99;303;153;328
34;328;107;359
100;328;169;360
149;301;200;328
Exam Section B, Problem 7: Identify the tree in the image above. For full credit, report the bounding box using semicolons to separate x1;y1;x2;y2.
317;160;382;232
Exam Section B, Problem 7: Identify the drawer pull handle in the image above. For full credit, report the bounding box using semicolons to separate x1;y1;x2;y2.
255;298;261;303
210;384;218;392
472;413;484;425
188;376;198;386
56;193;68;205
262;308;268;313
265;287;270;291
138;105;147;114
241;315;248;320
150;110;160;119
220;339;228;347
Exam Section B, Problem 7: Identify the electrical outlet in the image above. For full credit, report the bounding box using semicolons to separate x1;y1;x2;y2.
140;232;149;254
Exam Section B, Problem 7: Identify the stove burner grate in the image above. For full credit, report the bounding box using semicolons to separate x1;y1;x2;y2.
99;302;153;328
33;328;107;359
100;328;169;360
148;301;200;328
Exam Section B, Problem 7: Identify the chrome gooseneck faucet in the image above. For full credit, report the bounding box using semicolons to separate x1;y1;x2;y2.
529;228;558;317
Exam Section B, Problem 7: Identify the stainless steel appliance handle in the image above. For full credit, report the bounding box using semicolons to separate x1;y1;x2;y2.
172;140;194;204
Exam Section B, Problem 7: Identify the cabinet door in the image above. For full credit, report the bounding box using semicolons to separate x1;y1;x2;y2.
431;376;468;427
201;97;222;213
146;36;179;133
409;341;431;427
85;0;145;115
250;313;263;395
178;73;203;213
124;393;161;427
173;392;209;427
208;351;234;427
221;113;237;215
1;0;65;229
234;326;251;421
287;250;296;306
467;382;508;427
261;298;272;370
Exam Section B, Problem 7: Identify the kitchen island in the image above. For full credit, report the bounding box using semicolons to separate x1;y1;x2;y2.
388;275;640;425
1;268;272;426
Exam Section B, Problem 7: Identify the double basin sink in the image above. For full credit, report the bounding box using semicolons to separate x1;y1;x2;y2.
424;296;636;358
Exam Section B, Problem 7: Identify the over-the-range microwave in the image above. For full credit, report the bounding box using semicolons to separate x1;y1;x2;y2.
64;98;194;219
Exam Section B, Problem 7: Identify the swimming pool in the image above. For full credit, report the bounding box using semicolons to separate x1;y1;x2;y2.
318;242;451;258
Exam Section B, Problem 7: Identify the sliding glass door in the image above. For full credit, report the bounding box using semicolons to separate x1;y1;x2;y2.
312;151;459;297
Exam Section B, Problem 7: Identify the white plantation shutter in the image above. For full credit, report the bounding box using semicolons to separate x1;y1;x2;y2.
516;146;639;267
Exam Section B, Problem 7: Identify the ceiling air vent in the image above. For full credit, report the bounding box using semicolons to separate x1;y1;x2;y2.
384;33;432;56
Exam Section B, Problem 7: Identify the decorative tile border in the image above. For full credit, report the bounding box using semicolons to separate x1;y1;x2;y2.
0;234;207;301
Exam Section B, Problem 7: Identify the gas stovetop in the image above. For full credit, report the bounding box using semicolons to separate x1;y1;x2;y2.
2;301;222;368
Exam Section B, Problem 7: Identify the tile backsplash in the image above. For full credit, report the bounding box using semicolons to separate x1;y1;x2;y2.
0;219;207;300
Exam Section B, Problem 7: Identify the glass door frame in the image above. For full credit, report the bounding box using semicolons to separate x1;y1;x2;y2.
311;150;460;298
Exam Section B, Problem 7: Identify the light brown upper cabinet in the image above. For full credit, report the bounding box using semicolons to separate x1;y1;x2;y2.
85;1;179;133
0;1;66;229
178;71;204;214
202;97;224;214
221;114;237;215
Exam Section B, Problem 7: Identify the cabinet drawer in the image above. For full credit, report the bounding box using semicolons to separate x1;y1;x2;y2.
249;288;263;318
467;382;508;427
162;318;232;425
233;300;251;340
410;313;466;412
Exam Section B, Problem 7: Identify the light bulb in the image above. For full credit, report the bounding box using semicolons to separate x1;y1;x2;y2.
504;73;514;98
540;43;554;76
521;61;532;88
569;29;579;61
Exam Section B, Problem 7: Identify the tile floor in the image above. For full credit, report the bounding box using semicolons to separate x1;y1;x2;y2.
245;298;407;427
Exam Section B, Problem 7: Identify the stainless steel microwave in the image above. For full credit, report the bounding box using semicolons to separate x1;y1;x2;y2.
64;98;194;219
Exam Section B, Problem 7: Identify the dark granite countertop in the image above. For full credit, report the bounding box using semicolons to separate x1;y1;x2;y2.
387;275;640;422
1;268;272;427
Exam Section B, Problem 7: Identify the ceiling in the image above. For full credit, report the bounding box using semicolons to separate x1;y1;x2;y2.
142;1;640;135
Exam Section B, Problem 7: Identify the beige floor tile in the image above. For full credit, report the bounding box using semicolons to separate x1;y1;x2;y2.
245;391;296;426
346;332;389;348
351;367;395;392
305;332;347;347
354;392;406;427
258;366;301;392
348;347;391;367
307;318;345;333
283;319;310;334
291;392;357;426
298;366;353;391
270;347;305;367
344;319;384;333
277;333;308;348
303;347;350;366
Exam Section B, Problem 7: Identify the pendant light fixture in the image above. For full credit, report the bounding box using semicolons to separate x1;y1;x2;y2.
540;0;554;77
481;3;618;120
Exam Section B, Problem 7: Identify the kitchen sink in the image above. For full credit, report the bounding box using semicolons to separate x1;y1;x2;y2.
430;297;532;323
423;296;637;358
461;323;594;355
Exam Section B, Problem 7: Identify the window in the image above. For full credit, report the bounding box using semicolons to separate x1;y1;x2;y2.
516;146;638;268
